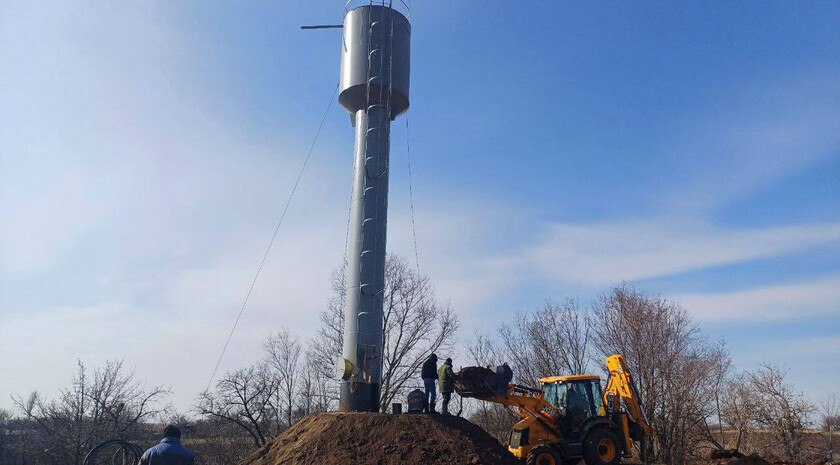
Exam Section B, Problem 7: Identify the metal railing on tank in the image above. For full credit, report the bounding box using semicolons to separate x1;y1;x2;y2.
344;0;411;20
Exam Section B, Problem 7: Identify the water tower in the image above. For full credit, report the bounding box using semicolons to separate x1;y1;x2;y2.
335;2;410;412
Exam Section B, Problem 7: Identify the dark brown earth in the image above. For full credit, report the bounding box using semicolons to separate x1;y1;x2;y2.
714;454;773;465
454;366;497;397
711;452;829;465
239;412;520;465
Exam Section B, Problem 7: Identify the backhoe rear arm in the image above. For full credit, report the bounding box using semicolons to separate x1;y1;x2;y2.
603;354;652;457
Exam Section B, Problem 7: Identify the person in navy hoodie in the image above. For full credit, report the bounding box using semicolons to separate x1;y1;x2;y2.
420;353;439;413
139;424;195;465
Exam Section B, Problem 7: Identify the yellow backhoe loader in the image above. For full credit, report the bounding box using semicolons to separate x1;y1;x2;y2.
455;354;651;465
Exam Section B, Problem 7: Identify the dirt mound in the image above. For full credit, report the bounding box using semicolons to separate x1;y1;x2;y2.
711;449;746;460
454;365;513;398
710;452;829;465
763;457;828;465
712;453;773;465
239;412;519;465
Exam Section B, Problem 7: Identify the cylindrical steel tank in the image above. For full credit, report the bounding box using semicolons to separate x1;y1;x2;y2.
339;5;410;118
337;4;410;413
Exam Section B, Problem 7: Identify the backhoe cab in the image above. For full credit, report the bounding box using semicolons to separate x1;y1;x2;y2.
455;354;651;465
509;375;621;465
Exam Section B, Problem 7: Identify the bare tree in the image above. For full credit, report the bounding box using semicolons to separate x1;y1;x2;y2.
466;331;504;368
706;347;733;450
719;376;758;453
379;256;459;411
530;299;592;374
592;283;728;465
296;350;335;416
262;327;301;430
195;364;278;447
498;311;541;387
0;408;13;464
465;332;518;443
0;409;34;465
307;267;346;402
660;342;729;463
823;393;840;463
311;253;459;412
12;360;169;465
747;364;815;462
498;299;592;388
189;417;256;465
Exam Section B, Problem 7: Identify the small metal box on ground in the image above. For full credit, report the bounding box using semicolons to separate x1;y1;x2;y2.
406;389;425;413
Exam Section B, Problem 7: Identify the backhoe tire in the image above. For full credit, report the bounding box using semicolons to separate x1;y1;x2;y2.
527;445;562;465
582;428;621;465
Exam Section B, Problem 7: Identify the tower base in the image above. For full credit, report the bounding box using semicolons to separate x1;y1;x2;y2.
339;381;381;412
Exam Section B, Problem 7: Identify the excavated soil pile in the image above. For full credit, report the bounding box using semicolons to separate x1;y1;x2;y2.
454;365;512;398
710;452;829;465
454;366;498;397
240;412;520;465
711;454;826;465
713;454;773;465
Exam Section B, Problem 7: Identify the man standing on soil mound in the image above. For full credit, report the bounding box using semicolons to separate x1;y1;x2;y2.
421;353;439;414
438;357;456;415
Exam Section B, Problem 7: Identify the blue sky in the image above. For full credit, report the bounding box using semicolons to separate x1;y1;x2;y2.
1;1;838;412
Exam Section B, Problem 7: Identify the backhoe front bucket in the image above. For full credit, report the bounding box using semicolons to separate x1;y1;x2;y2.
454;364;513;398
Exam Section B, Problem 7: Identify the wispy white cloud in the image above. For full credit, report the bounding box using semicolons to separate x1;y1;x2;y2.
785;335;840;356
666;72;840;215
511;220;840;287
0;219;348;411
0;0;349;411
671;274;840;322
724;333;840;405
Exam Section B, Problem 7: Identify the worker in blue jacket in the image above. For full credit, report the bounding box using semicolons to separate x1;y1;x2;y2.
139;425;195;465
421;353;439;413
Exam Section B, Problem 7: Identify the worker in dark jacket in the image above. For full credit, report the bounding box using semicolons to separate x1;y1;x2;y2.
438;357;456;415
139;425;195;465
421;353;438;413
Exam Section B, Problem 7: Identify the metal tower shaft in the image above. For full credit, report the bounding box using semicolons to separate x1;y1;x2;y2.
336;4;410;412
340;104;390;411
